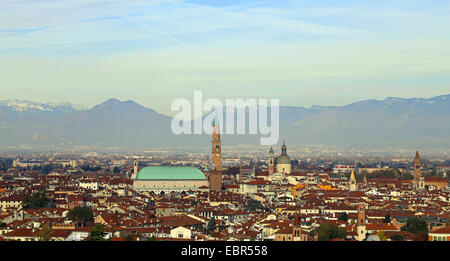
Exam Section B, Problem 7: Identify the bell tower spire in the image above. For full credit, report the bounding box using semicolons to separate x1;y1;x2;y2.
349;170;357;191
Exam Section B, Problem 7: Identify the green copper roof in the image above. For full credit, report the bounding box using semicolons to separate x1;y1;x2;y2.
136;166;206;180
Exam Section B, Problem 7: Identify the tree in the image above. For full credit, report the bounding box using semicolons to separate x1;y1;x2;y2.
218;224;227;232
38;223;54;241
67;206;94;222
376;231;387;241
42;164;57;174
317;223;347;241
81;165;101;172
383;214;391;223
245;199;264;211
370;169;401;179
22;190;50;209
146;235;156;241
401;173;413;180
401;216;427;234
223;167;240;176
422;170;439;177
207;217;216;232
401;216;428;241
390;234;405;241
124;234;135;241
309;229;317;238
87;224;106;241
338;213;348;222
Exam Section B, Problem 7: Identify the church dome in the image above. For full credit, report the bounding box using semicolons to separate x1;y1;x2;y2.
276;155;291;165
136;166;206;180
276;141;291;164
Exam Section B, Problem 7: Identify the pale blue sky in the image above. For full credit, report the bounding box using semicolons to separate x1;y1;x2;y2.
1;0;450;114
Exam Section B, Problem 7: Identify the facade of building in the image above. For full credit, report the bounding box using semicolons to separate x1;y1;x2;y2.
423;177;449;190
170;226;192;239
12;159;42;168
274;227;308;241
0;195;23;211
428;227;450;241
208;171;222;192
333;165;355;174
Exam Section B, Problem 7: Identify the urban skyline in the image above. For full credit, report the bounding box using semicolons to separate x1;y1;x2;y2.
0;0;450;248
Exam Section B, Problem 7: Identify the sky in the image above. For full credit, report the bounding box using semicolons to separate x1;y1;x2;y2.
1;0;450;114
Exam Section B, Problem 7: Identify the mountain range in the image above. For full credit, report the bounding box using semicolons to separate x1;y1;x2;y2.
0;95;449;150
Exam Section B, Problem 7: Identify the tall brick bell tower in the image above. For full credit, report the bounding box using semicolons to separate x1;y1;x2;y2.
209;118;222;191
413;149;422;182
268;146;275;175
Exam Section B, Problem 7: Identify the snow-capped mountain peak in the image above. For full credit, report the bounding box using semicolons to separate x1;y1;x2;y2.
0;99;87;112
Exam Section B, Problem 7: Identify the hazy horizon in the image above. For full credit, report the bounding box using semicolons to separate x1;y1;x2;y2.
1;93;450;116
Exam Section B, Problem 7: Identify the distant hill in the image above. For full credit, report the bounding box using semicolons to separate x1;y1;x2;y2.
278;95;450;149
0;95;449;150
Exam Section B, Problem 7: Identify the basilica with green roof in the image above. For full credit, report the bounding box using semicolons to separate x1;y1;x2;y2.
132;117;222;193
132;166;208;192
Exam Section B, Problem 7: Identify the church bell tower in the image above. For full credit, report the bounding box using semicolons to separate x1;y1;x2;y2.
356;204;367;241
413;150;422;183
211;118;222;171
209;118;222;192
131;159;139;180
268;146;275;175
349;170;357;192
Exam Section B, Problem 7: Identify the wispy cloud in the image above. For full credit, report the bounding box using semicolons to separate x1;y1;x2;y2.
0;0;376;50
123;15;187;46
